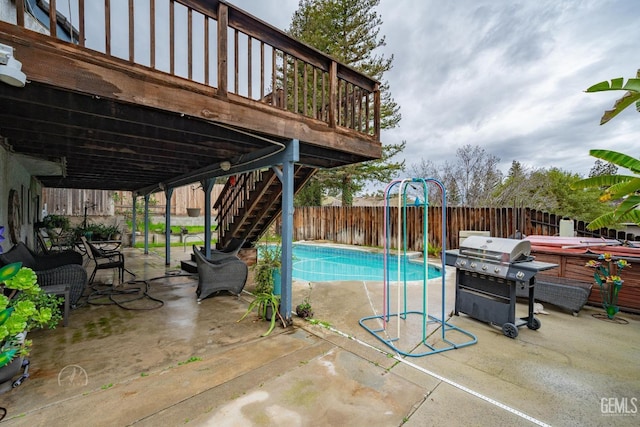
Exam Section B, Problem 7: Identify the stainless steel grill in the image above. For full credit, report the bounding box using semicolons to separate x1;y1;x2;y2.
445;236;558;338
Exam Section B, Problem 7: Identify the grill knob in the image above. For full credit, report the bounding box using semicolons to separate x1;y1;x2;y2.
470;262;477;269
494;267;501;274
481;265;488;271
460;260;467;267
516;271;525;280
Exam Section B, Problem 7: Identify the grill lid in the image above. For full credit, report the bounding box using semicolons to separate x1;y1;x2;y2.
459;236;531;263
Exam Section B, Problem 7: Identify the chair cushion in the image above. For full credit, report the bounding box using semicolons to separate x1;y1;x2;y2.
0;242;82;271
0;242;37;269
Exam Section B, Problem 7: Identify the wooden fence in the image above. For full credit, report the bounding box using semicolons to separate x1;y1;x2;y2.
42;185;224;219
292;206;639;250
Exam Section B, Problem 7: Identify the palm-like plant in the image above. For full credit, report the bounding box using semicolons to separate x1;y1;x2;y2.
571;70;640;230
571;151;640;230
585;70;640;125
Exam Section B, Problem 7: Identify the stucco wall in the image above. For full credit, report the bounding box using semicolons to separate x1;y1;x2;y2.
0;143;43;251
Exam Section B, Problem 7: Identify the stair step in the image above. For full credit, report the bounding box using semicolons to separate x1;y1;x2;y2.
180;260;198;274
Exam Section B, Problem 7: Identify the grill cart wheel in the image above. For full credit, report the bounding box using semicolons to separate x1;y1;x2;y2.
502;323;518;338
527;317;541;330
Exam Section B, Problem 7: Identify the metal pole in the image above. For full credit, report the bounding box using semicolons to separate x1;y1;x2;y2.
144;194;150;255
131;195;137;247
164;187;174;265
279;139;299;323
202;178;215;258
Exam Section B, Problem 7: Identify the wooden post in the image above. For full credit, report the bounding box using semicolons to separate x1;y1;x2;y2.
129;0;135;62
328;61;337;128
217;2;228;97
373;82;381;141
49;0;57;38
16;0;24;27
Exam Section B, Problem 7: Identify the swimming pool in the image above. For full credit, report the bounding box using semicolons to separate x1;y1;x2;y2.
289;244;441;282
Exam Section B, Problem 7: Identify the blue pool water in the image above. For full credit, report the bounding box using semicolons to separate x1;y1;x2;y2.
288;244;441;282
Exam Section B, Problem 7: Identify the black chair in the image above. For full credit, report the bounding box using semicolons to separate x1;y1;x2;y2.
200;237;246;262
192;245;248;301
81;236;125;285
0;242;86;307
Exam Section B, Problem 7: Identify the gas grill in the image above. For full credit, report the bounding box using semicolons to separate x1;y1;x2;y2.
445;236;558;338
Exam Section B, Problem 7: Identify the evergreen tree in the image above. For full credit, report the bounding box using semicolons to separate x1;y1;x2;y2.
289;0;403;206
589;159;618;178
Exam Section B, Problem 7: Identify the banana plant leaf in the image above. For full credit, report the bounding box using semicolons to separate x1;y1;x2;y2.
586;73;640;125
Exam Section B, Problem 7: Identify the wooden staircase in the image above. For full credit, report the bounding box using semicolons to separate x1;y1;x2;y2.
214;165;317;248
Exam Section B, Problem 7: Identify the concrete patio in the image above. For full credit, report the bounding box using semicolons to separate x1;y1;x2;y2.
0;246;638;426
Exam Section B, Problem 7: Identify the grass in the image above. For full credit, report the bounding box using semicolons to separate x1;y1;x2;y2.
132;241;216;249
146;225;215;234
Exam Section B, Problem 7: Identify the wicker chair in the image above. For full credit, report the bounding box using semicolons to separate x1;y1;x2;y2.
197;237;246;262
0;242;86;307
517;276;593;315
192;245;248;301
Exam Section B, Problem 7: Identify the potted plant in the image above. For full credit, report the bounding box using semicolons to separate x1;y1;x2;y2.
187;185;201;217
42;214;70;235
238;241;286;335
254;243;282;295
295;282;314;319
238;292;286;336
585;252;630;320
0;261;63;386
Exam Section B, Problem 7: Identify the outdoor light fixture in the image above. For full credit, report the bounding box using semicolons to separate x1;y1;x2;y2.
220;160;231;171
0;43;27;87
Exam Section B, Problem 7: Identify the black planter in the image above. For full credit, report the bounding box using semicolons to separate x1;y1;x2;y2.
0;357;24;394
296;305;314;319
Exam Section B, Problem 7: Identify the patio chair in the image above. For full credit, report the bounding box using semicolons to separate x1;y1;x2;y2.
81;236;125;286
0;242;86;308
197;237;246;262
192;245;248;301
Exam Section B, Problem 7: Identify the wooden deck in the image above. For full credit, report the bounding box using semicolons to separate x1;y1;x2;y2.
0;0;381;193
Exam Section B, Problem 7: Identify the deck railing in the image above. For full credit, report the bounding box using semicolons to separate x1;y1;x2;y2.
213;169;263;237
10;0;380;140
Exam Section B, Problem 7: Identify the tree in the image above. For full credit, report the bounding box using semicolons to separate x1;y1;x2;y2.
589;159;618;178
571;70;640;229
298;141;405;206
409;159;448;206
492;161;530;207
450;145;502;207
410;145;502;207
289;0;403;206
524;168;611;220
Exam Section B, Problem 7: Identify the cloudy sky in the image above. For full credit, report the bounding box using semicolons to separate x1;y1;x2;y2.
231;0;638;178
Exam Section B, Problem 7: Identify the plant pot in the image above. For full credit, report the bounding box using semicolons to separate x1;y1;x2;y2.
187;208;201;217
0;356;23;385
296;304;314;319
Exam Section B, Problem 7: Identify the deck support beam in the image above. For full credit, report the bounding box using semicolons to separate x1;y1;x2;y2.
144;194;150;255
273;139;299;323
202;178;216;257
164;187;175;265
132;195;138;247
